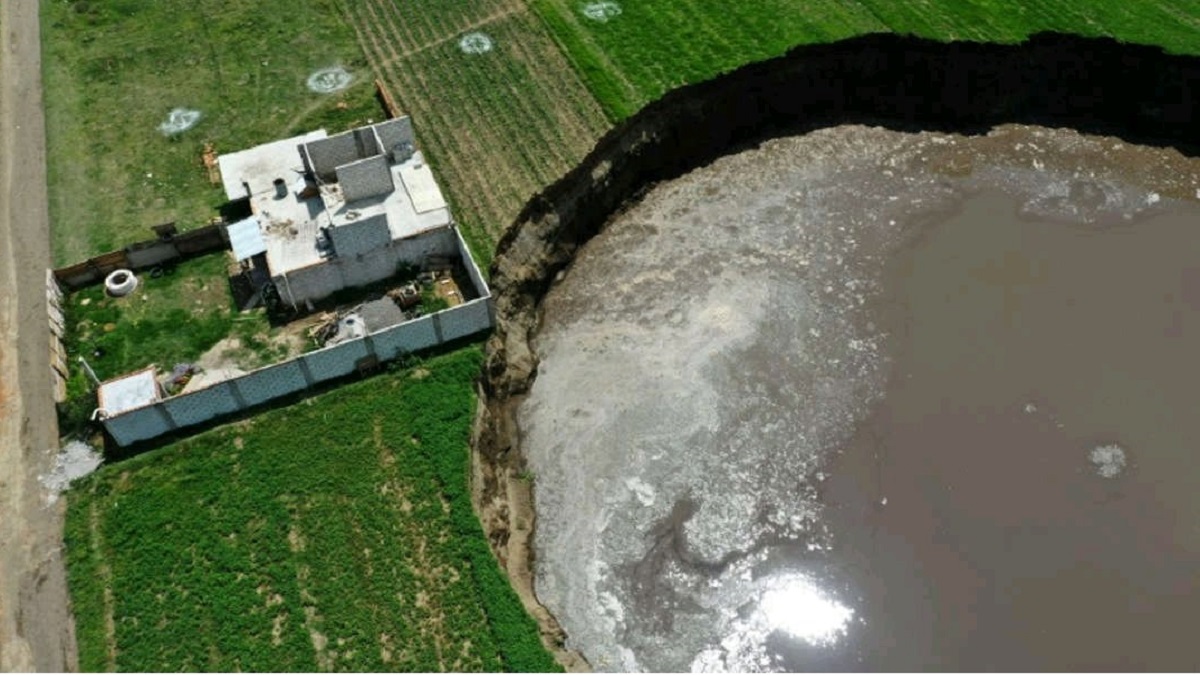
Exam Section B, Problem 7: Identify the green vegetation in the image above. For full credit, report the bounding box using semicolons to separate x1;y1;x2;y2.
532;0;1200;120
42;0;382;264
65;347;558;672
339;0;610;257
65;255;254;382
58;254;285;437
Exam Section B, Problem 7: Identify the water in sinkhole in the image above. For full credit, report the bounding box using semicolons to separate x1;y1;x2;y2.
518;124;1200;672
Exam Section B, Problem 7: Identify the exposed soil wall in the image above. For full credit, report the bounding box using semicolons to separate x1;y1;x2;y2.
469;32;1200;669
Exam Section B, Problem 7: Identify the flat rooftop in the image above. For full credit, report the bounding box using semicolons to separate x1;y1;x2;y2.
97;367;159;416
217;127;452;277
218;130;329;202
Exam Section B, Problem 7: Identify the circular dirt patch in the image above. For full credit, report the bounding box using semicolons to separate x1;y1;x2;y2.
458;32;494;55
158;107;201;135
581;1;622;22
306;66;353;94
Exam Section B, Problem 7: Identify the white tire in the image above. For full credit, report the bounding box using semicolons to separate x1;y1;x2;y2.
104;269;138;297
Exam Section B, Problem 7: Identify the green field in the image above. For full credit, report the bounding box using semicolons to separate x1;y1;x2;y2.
44;0;1200;263
339;0;610;266
65;347;557;672
533;0;1200;119
42;0;381;265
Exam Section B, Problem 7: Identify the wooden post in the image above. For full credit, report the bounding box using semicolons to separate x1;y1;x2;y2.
375;78;401;119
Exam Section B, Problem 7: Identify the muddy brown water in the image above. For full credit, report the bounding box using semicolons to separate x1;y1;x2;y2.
518;125;1200;672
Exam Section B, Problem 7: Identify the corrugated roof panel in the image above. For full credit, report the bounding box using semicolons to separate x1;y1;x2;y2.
228;216;267;262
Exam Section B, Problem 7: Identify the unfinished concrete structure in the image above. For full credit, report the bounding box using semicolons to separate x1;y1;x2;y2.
87;116;496;447
218;117;468;310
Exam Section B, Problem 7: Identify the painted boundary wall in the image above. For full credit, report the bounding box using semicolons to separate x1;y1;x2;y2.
103;299;492;446
102;231;494;447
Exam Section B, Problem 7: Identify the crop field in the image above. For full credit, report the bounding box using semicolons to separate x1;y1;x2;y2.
42;0;382;265
338;0;610;264
532;0;1200;119
64;347;557;672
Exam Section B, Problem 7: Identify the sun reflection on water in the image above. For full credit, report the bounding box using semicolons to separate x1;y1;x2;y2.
691;573;855;672
760;575;854;647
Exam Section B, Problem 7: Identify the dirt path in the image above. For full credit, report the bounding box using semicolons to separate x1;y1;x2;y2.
0;0;79;670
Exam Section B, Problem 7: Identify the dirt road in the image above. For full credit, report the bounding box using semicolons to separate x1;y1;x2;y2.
0;0;79;670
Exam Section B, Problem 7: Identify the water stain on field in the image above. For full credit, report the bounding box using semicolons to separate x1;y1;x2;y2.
518;125;1200;671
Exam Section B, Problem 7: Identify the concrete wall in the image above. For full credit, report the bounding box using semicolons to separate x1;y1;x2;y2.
54;223;227;290
276;261;341;309
329;213;391;258
234;360;308;407
337;155;394;202
436;298;492;343
306;133;365;181
280;226;465;308
105;405;174;447
374;117;414;161
370;315;438;360
396;226;458;263
302;339;371;382
101;281;494;447
125;241;183;268
161;381;241;428
456;227;490;299
339;244;398;289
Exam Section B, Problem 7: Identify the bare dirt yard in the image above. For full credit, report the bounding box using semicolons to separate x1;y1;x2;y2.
0;0;78;670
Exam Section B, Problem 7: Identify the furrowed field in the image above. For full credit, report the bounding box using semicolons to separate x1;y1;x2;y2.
339;0;609;265
532;0;1200;119
65;348;557;672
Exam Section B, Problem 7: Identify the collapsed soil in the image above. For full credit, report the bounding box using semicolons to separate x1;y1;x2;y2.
517;124;1200;671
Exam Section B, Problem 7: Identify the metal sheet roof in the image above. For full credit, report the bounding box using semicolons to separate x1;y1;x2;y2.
228;216;267;262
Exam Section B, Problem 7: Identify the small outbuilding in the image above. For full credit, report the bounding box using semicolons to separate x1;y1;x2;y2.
96;367;162;418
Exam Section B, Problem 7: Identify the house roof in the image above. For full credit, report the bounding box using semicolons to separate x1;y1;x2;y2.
227;216;267;262
97;367;160;416
217;129;329;201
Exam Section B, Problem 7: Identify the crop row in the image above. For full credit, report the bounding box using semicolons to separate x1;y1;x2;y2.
64;347;558;672
340;0;609;260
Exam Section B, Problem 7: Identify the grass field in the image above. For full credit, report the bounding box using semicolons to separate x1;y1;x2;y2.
338;0;610;266
532;0;1200;119
44;0;1200;263
42;0;382;265
65;347;558;672
63;255;278;383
